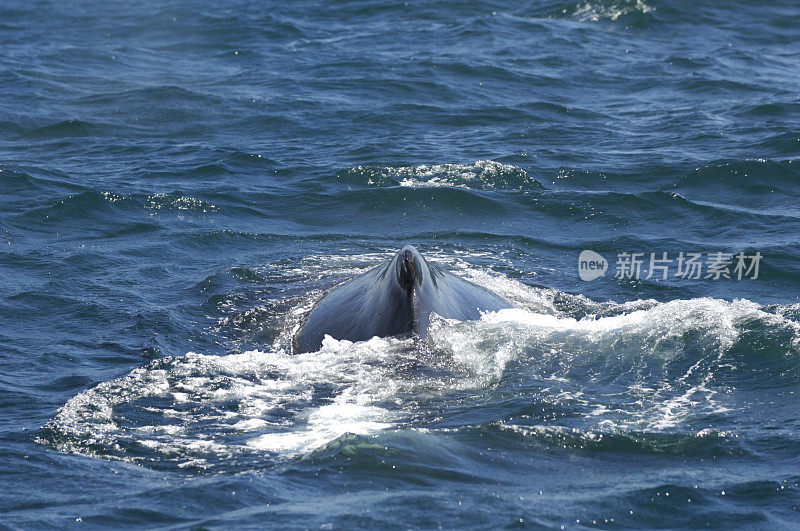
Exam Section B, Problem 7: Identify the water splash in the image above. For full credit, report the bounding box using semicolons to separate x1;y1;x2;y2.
340;160;541;191
572;0;654;22
42;255;800;472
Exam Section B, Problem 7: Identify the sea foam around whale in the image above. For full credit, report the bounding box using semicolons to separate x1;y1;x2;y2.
43;262;800;473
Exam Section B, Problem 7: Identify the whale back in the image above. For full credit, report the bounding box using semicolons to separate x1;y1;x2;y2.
293;246;511;353
415;260;510;336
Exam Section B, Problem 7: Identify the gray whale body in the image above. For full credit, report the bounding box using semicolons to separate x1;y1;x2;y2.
294;245;512;353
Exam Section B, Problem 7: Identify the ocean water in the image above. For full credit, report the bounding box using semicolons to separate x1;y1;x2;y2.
2;0;800;527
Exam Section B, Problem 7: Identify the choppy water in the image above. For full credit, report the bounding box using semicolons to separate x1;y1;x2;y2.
2;0;800;528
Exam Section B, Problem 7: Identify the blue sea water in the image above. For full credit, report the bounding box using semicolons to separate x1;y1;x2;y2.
2;0;800;527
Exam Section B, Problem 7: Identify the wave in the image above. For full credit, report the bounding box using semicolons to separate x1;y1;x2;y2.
78;85;222;106
753;131;800;157
523;0;656;23
40;259;800;472
9;190;134;226
144;192;218;213
0;167;85;197
490;423;748;457
674;159;800;207
737;101;800;119
337;160;542;191
6;189;221;232
18;119;118;140
572;0;655;22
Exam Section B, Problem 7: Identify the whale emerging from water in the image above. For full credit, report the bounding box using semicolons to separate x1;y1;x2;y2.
294;245;512;353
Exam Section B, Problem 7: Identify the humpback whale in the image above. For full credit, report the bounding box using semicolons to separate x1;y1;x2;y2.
294;245;512;353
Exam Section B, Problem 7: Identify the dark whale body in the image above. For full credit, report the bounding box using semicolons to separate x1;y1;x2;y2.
294;245;512;353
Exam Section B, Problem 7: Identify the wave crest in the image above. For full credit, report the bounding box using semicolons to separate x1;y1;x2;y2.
339;160;542;191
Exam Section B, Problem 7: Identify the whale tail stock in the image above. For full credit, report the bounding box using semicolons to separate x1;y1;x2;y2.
293;244;511;353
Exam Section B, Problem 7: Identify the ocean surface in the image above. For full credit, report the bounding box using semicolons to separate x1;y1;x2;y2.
2;0;799;528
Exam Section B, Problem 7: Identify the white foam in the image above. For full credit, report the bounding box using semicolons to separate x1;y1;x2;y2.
431;295;800;431
45;258;800;469
248;394;392;456
573;0;654;22
359;160;533;190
